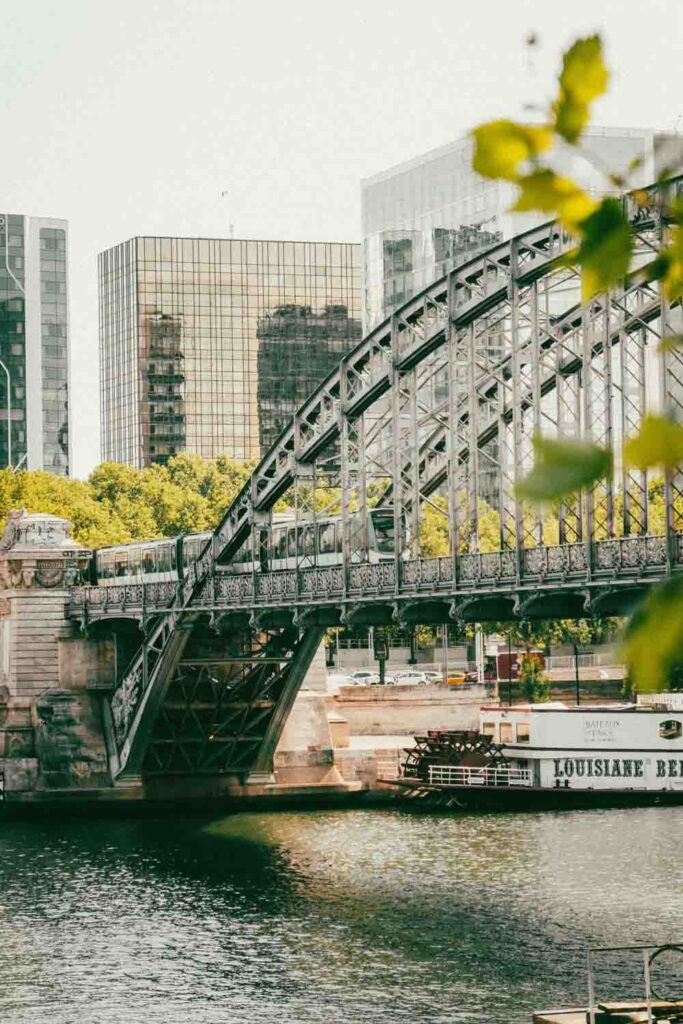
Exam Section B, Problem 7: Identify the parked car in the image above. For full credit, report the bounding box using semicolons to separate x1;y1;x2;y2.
422;670;441;684
351;669;394;685
446;670;467;686
394;670;428;686
351;669;380;685
327;673;358;690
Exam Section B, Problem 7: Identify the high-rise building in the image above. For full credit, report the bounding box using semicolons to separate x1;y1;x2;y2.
0;214;70;475
361;126;683;330
99;237;361;466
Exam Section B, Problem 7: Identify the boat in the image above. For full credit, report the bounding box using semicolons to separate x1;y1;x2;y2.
392;693;683;810
533;941;683;1022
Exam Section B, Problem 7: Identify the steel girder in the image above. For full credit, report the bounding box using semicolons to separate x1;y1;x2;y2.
73;176;683;780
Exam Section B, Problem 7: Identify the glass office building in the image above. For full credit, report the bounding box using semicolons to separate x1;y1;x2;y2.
99;238;361;466
361;126;683;330
0;213;70;474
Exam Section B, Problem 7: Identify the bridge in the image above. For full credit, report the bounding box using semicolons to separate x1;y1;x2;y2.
67;175;683;787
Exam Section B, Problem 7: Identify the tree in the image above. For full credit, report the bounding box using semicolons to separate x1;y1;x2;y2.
519;654;551;703
0;453;255;550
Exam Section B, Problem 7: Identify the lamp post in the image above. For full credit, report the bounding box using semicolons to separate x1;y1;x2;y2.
573;640;581;706
0;358;11;468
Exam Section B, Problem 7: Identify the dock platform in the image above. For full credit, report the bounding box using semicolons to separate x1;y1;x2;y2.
533;1001;683;1022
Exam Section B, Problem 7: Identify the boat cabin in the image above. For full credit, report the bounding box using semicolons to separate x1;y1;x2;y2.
480;699;683;792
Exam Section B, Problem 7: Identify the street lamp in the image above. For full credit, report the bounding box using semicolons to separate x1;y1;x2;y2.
0;358;11;468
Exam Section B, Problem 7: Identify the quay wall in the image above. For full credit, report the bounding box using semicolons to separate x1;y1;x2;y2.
331;682;493;736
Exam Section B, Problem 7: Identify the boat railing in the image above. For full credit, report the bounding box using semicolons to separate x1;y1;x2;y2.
427;765;532;787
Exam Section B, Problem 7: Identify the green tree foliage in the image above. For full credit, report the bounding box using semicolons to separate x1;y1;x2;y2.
484;617;620;657
418;494;503;556
519;654;551;703
0;454;254;549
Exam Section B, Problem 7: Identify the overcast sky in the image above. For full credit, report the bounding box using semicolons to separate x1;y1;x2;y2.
2;0;681;478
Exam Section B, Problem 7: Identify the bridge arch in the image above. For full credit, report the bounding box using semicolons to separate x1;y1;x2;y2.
69;175;683;780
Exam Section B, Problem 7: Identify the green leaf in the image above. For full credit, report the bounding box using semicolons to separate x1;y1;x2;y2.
554;35;609;143
661;225;683;301
575;198;633;299
512;169;597;230
623;577;683;694
471;120;552;181
658;335;683;353
623;415;683;471
516;435;613;502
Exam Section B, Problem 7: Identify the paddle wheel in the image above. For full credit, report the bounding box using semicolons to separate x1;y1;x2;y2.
402;729;508;781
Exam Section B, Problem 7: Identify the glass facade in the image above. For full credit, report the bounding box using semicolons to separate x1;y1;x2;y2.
99;238;361;466
0;214;69;474
256;303;361;452
40;227;69;473
361;127;683;330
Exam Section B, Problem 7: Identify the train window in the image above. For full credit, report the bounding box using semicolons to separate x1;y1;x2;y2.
114;554;128;577
276;530;287;560
371;512;395;553
319;522;335;555
129;551;142;576
142;549;155;574
170;547;177;571
100;555;113;579
304;524;315;556
336;524;343;553
158;547;171;572
287;528;296;558
297;527;305;557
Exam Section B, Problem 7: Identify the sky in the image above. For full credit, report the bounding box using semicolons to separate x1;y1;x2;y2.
1;0;682;478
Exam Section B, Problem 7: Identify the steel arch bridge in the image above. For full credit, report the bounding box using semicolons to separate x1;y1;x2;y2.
70;175;683;784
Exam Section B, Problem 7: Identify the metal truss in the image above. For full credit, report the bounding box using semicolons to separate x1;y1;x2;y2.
143;625;324;775
69;175;683;781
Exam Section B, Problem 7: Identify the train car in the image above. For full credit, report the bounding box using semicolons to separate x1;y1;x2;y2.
93;532;212;587
226;507;405;574
92;508;404;586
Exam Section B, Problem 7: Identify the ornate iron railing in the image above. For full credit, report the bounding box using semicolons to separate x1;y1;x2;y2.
69;532;683;619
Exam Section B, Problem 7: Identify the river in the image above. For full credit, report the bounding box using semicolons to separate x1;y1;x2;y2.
1;805;682;1024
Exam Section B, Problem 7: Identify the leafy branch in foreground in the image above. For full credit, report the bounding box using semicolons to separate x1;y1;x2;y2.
471;34;681;301
475;33;683;693
516;437;612;503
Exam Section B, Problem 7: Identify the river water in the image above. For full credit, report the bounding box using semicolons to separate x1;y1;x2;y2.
1;804;682;1024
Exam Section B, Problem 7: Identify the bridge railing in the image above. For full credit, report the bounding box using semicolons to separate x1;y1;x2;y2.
427;765;532;787
68;531;683;620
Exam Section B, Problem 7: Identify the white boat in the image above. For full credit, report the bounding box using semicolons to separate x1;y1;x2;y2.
397;693;683;809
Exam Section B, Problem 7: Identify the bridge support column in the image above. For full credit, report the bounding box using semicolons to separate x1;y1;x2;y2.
266;640;349;791
0;510;114;801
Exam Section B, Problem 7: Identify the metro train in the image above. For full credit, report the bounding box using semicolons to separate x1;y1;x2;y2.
92;507;403;586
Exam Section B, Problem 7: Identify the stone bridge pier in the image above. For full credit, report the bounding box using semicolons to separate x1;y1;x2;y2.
0;510;111;803
0;510;350;809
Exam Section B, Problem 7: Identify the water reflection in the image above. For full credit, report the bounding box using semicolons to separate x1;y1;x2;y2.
0;806;681;1023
